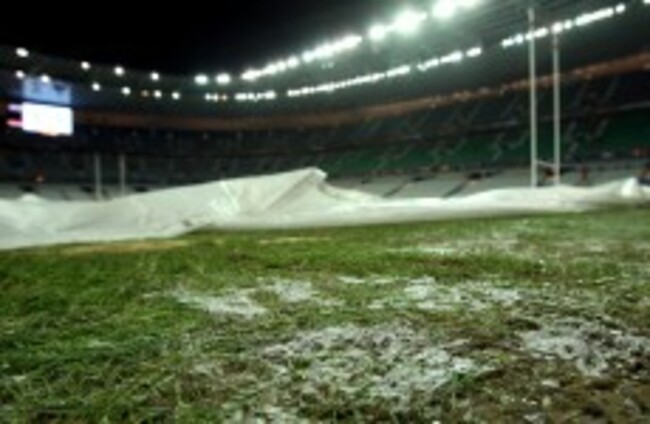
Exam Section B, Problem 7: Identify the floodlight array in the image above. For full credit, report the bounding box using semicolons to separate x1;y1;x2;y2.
501;3;628;48
6;1;644;103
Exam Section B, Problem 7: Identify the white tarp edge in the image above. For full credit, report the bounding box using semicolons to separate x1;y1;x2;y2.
0;168;648;250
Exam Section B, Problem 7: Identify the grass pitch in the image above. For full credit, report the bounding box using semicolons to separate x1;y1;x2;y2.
1;208;649;422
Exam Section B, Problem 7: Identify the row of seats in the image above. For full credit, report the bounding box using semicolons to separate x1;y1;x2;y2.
333;163;644;198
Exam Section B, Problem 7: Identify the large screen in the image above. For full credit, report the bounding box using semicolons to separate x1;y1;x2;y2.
7;102;74;137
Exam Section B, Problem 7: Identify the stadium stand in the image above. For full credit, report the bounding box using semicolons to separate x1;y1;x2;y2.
0;2;648;200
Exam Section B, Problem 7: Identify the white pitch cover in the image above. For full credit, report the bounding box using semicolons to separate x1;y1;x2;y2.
0;168;647;250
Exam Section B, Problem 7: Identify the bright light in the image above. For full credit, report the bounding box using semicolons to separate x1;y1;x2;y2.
393;11;427;34
40;74;51;84
205;93;213;101
195;74;209;85
121;86;131;96
172;91;181;100
234;91;277;102
153;90;162;99
575;7;616;27
81;61;91;71
150;72;160;81
240;35;359;81
466;47;482;57
216;73;231;85
15;70;25;80
287;56;300;68
369;24;388;41
91;82;101;92
440;51;464;64
501;5;624;50
242;70;258;82
432;1;457;20
114;66;125;76
16;47;29;58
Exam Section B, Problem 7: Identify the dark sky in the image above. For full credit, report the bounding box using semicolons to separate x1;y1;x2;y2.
1;1;424;75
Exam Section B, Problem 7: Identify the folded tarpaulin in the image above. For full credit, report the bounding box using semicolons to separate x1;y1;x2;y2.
0;168;648;250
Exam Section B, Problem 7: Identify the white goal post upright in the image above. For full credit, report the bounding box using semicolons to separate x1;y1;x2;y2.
528;5;539;188
552;31;562;186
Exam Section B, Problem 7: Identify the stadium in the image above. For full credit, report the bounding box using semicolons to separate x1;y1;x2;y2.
0;0;649;421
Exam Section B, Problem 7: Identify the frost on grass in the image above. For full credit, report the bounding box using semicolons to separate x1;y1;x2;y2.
259;278;342;307
337;275;398;285
171;289;267;318
258;236;329;245
371;278;522;312
224;406;308;424
519;317;650;377
392;237;520;257
259;278;319;304
259;324;483;413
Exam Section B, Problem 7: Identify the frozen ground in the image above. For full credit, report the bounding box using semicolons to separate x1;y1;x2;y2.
0;208;648;422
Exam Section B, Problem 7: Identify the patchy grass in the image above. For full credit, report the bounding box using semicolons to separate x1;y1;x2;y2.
0;208;649;422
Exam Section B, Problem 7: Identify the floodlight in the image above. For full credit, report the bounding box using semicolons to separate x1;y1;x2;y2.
394;11;427;34
432;1;457;20
216;73;231;85
369;25;388;41
195;74;209;85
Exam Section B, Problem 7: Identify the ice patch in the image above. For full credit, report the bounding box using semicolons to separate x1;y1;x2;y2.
171;289;267;318
519;318;650;377
260;324;483;411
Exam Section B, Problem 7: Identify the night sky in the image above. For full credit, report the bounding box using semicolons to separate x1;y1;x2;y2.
0;0;422;75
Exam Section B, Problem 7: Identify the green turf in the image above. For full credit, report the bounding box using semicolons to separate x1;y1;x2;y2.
1;208;649;422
